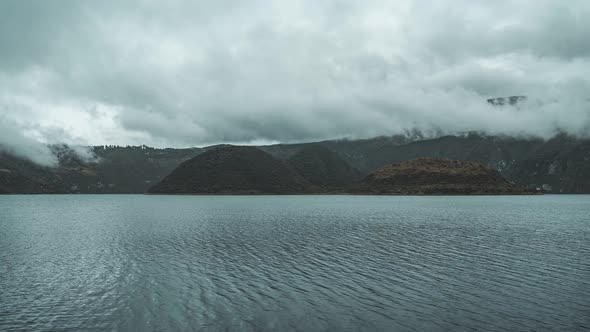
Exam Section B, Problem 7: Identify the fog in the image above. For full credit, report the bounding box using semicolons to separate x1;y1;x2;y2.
1;0;589;165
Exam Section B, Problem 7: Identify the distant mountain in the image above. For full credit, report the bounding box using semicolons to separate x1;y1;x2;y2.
487;96;527;106
148;146;311;194
505;134;590;193
351;158;534;195
287;144;362;190
262;133;590;194
2;133;590;194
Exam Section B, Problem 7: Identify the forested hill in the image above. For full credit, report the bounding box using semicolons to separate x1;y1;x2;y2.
0;145;201;194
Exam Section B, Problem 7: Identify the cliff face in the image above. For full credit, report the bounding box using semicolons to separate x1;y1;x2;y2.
352;158;534;195
148;146;311;194
287;144;362;190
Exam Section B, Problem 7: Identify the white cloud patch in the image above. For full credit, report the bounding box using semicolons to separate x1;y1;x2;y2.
0;117;58;166
0;0;589;164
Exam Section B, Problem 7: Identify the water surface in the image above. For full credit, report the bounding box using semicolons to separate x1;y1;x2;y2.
1;195;589;331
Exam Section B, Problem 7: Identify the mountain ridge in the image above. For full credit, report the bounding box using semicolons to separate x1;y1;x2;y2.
1;132;589;194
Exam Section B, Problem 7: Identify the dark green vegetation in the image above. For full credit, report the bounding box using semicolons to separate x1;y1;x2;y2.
287;144;362;190
1;133;590;194
150;147;527;195
352;158;532;195
0;145;201;194
148;146;310;194
263;133;590;193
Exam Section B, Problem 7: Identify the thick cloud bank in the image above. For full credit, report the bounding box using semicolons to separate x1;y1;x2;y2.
1;0;589;164
0;118;58;166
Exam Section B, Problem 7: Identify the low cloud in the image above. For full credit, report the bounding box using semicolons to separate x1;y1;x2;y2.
0;0;589;164
0;118;58;166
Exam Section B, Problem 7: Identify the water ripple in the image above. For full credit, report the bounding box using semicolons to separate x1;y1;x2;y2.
1;195;589;331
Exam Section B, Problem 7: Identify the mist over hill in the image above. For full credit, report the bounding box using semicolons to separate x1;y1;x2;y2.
2;0;590;188
1;131;589;194
2;96;589;194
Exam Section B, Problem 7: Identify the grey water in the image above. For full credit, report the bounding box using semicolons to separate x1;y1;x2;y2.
0;195;589;331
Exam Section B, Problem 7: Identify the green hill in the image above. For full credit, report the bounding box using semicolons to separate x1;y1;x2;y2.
148;146;311;194
287;144;362;190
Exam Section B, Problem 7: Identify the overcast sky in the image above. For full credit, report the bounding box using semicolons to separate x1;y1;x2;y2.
1;0;590;164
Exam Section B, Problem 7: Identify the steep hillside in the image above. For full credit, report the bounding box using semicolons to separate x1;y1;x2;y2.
287;144;362;189
0;146;201;194
148;146;311;194
0;152;63;194
0;167;49;194
507;135;590;193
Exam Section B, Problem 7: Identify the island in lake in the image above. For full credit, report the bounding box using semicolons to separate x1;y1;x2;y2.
351;158;535;195
148;145;535;195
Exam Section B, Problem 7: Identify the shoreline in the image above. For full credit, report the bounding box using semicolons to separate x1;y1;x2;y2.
1;192;546;196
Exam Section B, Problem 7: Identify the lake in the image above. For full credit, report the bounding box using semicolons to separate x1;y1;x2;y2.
1;195;589;331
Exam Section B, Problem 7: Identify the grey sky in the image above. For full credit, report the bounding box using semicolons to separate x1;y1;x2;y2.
1;0;589;165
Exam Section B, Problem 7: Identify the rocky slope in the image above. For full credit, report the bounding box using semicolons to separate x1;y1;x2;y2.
148;146;311;194
351;158;535;195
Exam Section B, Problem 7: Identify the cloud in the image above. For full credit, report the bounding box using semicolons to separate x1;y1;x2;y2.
0;117;58;166
0;0;589;161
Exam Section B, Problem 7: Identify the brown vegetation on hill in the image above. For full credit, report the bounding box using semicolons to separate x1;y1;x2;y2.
352;158;536;195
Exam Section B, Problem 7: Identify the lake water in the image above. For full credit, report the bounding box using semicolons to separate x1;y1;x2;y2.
1;195;589;331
